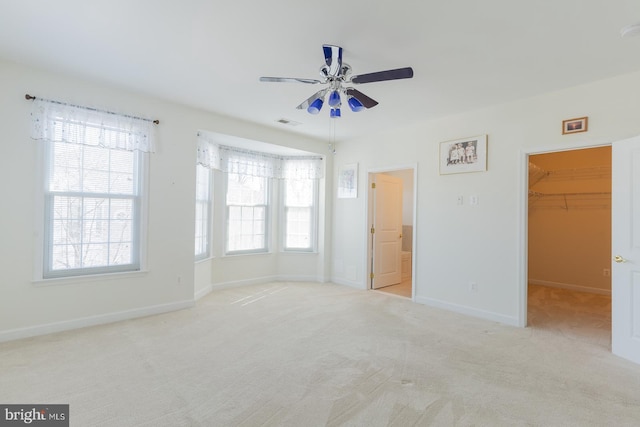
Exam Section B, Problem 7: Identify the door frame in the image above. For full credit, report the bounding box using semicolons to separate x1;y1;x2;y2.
365;163;418;301
518;141;612;327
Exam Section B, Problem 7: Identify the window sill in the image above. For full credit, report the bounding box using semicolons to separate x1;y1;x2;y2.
195;256;214;264
222;251;272;258
32;270;149;287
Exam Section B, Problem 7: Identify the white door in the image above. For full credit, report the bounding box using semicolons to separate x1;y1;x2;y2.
612;136;640;364
372;174;403;289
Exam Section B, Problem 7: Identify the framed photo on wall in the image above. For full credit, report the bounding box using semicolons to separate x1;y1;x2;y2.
439;134;487;175
562;116;588;134
337;163;358;198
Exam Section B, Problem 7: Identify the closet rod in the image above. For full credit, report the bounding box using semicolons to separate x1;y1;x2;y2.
25;94;159;125
529;190;610;197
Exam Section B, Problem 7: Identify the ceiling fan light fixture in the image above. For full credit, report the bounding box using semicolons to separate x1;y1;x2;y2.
307;98;324;114
347;96;365;112
330;108;341;118
328;90;341;107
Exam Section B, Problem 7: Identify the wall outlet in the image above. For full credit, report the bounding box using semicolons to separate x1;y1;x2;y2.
469;281;478;292
603;268;610;277
469;195;479;205
177;275;182;286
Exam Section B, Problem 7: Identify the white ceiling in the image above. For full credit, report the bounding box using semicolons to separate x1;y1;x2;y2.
2;1;640;143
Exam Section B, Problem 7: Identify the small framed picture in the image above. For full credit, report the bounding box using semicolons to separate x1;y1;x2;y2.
439;134;487;175
337;163;358;198
562;117;588;134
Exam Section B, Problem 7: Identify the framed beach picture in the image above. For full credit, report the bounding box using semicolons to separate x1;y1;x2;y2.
439;134;487;175
337;163;358;198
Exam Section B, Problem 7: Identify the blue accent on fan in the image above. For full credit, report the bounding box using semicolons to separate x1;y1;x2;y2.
347;96;364;112
307;98;324;114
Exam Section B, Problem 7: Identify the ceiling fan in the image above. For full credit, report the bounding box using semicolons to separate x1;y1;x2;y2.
260;44;414;118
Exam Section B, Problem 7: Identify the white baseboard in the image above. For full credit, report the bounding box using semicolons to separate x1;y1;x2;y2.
331;277;367;290
207;275;328;294
278;274;322;282
416;296;520;327
0;300;195;343
195;284;213;301
529;279;611;296
209;275;280;292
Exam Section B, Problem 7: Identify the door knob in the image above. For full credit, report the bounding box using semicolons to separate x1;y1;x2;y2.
614;255;626;263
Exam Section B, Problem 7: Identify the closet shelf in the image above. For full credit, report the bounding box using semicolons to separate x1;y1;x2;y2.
528;190;611;210
528;162;611;211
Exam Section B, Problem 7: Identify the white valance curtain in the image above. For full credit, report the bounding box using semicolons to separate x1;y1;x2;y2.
196;132;222;170
29;99;156;152
196;134;324;180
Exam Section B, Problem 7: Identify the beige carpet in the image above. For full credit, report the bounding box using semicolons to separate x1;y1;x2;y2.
1;282;640;426
528;283;611;349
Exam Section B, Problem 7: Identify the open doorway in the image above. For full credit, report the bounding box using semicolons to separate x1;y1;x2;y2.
367;168;416;299
527;146;611;348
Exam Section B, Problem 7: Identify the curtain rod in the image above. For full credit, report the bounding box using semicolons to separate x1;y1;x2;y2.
25;94;159;125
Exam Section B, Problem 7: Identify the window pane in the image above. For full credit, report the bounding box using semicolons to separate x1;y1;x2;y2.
51;244;80;270
82;243;109;267
285;207;311;249
226;173;266;205
109;242;132;265
286;179;313;206
52;219;81;245
50;142;82;192
110;172;134;194
110;199;133;220
284;174;316;251
52;196;82;220
227;205;266;252
110;220;132;243
226;171;267;253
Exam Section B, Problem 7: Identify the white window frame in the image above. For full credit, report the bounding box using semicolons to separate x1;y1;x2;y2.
195;164;212;261
39;141;147;280
224;172;270;255
282;177;318;252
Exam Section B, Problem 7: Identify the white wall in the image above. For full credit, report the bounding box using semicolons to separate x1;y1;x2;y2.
331;69;640;325
0;59;330;341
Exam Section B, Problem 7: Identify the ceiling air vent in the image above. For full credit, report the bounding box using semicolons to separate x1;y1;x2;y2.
276;118;301;126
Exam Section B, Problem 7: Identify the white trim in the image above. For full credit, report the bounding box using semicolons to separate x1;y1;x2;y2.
209;275;327;292
195;284;213;300
519;141;613;328
332;277;367;290
194;255;214;264
32;269;148;287
277;274;324;283
194;164;213;261
0;299;194;343
416;296;520;327
211;275;280;291
32;142;46;281
529;279;611;296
